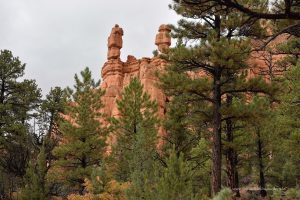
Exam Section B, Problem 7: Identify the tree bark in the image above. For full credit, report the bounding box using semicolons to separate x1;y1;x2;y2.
210;14;222;197
234;153;240;197
257;129;267;197
212;71;222;196
0;80;4;104
225;95;240;197
79;155;87;195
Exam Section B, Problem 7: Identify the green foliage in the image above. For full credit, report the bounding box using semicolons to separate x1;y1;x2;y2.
213;188;232;200
37;86;65;141
86;165;129;200
37;86;65;169
160;0;277;196
269;61;300;187
170;0;267;41
110;77;159;199
0;49;41;197
52;67;107;194
21;146;48;200
285;188;300;200
266;32;300;187
272;187;300;200
0;49;41;172
155;147;196;200
152;49;159;57
89;166;107;195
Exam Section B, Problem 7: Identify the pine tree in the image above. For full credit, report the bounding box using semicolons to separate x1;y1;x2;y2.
162;85;210;158
265;36;300;188
271;61;300;187
155;147;195;200
21;87;66;197
36;86;65;144
161;1;274;195
84;165;128;200
161;91;212;196
184;1;300;44
110;77;159;199
52;67;107;195
21;146;48;200
0;49;41;197
236;97;273;197
36;87;65;178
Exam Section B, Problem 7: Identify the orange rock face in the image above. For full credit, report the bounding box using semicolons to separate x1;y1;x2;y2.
100;25;169;148
101;56;168;120
101;25;169;120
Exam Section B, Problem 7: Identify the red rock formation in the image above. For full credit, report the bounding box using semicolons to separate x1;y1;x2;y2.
100;24;171;148
155;24;171;54
107;24;123;60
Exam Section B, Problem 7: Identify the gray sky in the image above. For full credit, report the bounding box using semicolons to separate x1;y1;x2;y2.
0;0;179;95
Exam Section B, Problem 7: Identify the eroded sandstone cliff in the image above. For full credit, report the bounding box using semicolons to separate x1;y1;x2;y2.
100;24;171;120
99;24;172;148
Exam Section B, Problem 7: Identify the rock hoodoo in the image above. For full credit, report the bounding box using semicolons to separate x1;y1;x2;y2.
107;24;123;60
100;24;168;126
155;24;171;53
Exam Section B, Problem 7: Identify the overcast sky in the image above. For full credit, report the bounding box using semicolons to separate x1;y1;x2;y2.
0;0;179;95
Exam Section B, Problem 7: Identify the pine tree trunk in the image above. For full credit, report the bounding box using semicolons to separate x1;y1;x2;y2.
212;72;222;196
0;80;5;104
79;155;87;195
257;129;267;197
225;120;240;196
225;95;240;197
0;80;5;132
47;113;54;139
234;153;240;197
79;181;85;196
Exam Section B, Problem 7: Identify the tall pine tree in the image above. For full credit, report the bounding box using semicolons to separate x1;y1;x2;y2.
20;87;66;198
110;77;159;199
160;0;274;195
0;49;41;197
155;147;196;200
21;146;48;200
52;67;107;195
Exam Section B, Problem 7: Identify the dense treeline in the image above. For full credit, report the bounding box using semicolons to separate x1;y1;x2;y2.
1;0;300;199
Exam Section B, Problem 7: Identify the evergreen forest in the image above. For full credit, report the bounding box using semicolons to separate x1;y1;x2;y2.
1;0;300;199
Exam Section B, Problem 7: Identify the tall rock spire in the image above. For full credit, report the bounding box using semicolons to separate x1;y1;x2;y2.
107;24;123;60
100;24;172;151
155;24;171;54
